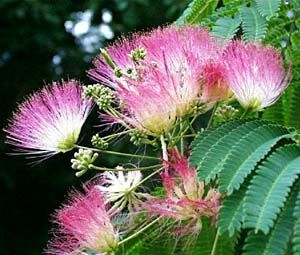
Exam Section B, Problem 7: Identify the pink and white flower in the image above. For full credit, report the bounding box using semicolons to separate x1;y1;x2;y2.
5;80;92;158
223;41;290;111
88;26;228;135
144;150;220;233
96;169;144;214
46;185;118;255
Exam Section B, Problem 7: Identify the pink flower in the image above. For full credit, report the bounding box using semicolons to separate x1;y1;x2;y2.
88;26;227;135
46;185;118;255
223;41;290;111
144;150;220;233
5;80;92;158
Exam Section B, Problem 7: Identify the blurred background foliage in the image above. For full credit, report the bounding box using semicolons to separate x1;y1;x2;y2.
0;1;188;254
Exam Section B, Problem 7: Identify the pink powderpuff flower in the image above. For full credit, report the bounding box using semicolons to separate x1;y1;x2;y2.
144;149;220;234
223;41;290;111
5;80;92;158
46;185;118;255
88;26;228;135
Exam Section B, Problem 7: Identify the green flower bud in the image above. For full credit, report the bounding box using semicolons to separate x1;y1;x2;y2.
82;84;115;111
130;47;147;63
71;148;99;177
191;101;206;115
91;134;109;150
215;105;239;121
129;129;148;146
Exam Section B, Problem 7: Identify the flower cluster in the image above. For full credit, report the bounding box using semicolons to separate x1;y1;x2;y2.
5;26;289;156
88;26;230;136
4;24;291;254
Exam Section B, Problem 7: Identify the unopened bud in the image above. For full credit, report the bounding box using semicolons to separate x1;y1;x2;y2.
129;129;148;146
91;134;109;150
71;148;99;176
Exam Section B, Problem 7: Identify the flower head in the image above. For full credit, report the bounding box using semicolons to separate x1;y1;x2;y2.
96;169;144;215
5;80;92;158
88;26;226;135
144;150;220;233
223;41;290;111
46;185;118;255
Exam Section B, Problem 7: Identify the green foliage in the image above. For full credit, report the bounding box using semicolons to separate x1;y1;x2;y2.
116;222;176;255
243;145;300;234
262;4;300;128
211;16;241;41
240;4;268;41
293;184;300;255
182;220;237;255
176;0;218;26
200;0;284;43
243;185;298;255
219;124;292;194
190;120;292;189
118;219;237;255
190;120;244;183
264;80;300;130
217;182;248;236
255;0;281;20
190;120;300;254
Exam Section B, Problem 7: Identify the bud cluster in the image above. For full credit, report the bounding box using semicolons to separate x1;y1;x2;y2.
215;105;239;122
83;84;115;110
191;101;207;115
129;129;148;146
71;148;99;177
91;134;109;150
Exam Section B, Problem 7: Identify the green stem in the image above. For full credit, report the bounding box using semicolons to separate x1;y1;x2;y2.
118;217;161;246
240;108;249;119
89;164;162;172
128;167;164;192
102;130;131;141
74;145;160;160
180;118;184;154
100;48;116;69
210;232;219;255
183;134;197;138
207;103;218;128
181;115;197;136
160;135;168;161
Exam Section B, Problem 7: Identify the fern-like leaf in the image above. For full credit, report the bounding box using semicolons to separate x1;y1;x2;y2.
217;182;248;236
263;17;291;47
219;124;292;194
201;0;247;28
190;120;244;175
240;5;268;41
176;0;218;26
243;185;297;255
255;0;281;20
283;81;300;130
191;120;266;183
211;16;241;42
243;145;300;234
293;182;300;254
184;219;237;255
262;97;285;125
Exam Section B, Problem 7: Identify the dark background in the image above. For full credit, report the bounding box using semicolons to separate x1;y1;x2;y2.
0;1;188;254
